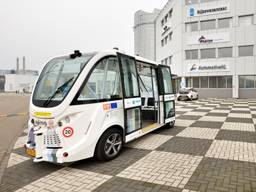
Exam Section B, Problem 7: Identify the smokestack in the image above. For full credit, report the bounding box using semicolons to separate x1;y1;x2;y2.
22;56;26;74
16;57;19;72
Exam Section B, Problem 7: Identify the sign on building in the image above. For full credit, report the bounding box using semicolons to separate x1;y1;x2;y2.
188;2;230;17
187;33;230;45
188;62;230;73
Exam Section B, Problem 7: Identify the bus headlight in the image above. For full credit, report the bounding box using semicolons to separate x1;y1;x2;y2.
58;116;71;127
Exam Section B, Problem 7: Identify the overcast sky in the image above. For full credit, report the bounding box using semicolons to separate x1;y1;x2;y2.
0;0;167;71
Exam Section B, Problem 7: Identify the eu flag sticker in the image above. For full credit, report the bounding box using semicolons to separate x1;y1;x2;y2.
111;103;118;109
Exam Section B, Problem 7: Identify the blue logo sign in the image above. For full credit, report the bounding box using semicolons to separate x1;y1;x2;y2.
189;8;195;16
111;102;118;109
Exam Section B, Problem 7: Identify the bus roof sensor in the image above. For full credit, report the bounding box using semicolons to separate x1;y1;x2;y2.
70;50;82;59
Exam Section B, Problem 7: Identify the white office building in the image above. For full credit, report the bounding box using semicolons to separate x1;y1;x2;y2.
134;0;256;98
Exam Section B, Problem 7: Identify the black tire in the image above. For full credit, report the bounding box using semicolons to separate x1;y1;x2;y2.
165;120;175;129
95;128;123;161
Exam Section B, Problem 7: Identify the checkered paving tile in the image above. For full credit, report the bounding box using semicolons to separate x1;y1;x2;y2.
175;119;195;127
117;151;203;188
206;140;256;162
2;98;256;192
221;122;255;132
211;109;230;113
177;127;219;140
7;153;29;168
216;130;256;143
183;111;208;116
199;116;226;122
13;136;27;149
228;113;252;118
15;167;112;192
185;157;256;192
127;134;173;150
156;137;212;156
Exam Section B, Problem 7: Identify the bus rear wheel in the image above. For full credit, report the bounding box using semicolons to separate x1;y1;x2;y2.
95;128;123;161
165;120;175;129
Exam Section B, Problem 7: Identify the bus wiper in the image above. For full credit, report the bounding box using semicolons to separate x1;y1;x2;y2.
43;77;74;107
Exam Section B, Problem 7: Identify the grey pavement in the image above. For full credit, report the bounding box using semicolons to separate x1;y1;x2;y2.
1;98;256;192
0;94;30;184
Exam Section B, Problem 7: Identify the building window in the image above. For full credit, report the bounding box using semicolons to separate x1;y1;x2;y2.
164;36;168;45
200;20;216;30
200;0;216;2
186;77;192;87
161;19;164;27
185;22;198;32
227;76;232;88
191;76;232;88
185;0;198;5
185;50;198;60
238;45;254;57
169;9;173;18
239;76;256;88
218;18;232;28
164;58;168;65
164;14;168;23
193;77;200;88
169;55;173;65
169;32;173;41
239;15;254;26
217;76;227;88
218;47;233;58
209;77;217;88
200;77;209;88
201;48;216;59
245;76;255;88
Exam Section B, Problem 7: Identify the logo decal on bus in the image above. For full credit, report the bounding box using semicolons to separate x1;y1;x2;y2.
111;103;118;109
103;104;111;110
103;103;118;111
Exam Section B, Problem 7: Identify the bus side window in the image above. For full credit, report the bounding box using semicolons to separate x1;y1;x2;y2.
77;57;122;102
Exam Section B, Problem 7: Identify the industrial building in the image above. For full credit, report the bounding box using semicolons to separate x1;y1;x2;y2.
134;0;256;98
0;57;38;93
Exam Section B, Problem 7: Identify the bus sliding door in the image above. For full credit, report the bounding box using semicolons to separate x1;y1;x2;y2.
117;53;142;140
158;65;175;124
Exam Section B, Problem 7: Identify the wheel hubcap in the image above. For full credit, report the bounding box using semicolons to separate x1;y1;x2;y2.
104;133;122;157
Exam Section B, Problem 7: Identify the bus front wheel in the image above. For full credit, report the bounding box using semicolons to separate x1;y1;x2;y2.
95;128;123;161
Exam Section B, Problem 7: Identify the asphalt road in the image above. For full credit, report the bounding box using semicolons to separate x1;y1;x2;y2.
0;94;30;180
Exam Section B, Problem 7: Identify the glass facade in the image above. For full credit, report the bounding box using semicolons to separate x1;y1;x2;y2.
185;50;198;60
200;20;216;30
186;76;233;89
201;48;216;59
218;47;233;58
238;45;254;57
239;76;256;88
218;18;232;28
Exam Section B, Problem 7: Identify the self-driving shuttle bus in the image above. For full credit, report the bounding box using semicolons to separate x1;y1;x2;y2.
26;49;175;163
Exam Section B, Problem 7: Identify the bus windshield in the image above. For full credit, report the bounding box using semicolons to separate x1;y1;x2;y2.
33;53;95;107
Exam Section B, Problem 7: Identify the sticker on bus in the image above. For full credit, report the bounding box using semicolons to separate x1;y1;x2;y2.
62;127;74;138
103;103;118;111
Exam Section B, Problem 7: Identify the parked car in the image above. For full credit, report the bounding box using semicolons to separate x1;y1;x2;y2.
177;88;198;101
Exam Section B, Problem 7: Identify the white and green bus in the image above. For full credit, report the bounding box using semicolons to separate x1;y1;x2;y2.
26;49;175;163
